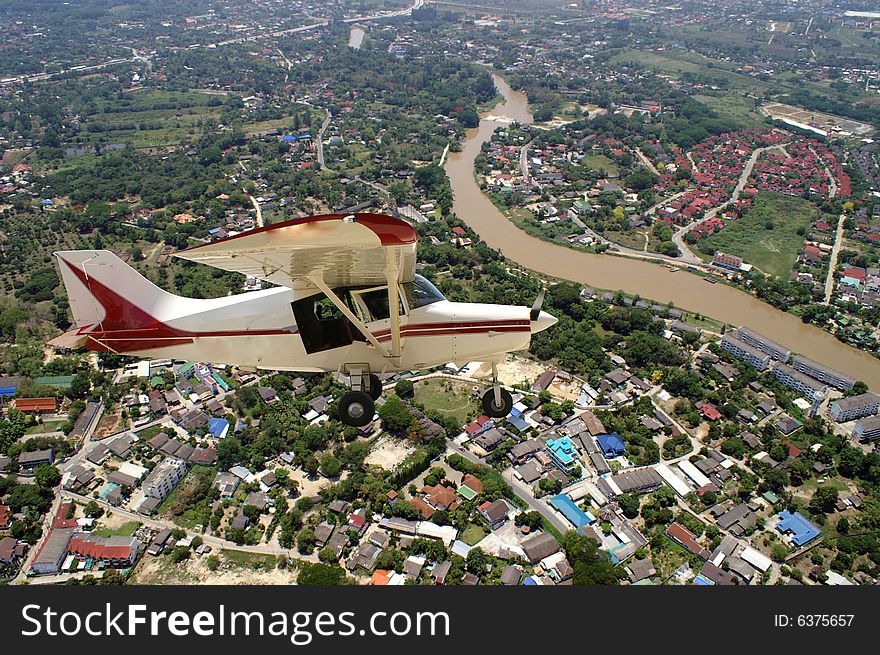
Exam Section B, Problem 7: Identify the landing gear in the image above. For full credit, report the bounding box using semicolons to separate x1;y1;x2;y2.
481;362;513;418
482;387;513;418
367;373;383;400
338;390;375;428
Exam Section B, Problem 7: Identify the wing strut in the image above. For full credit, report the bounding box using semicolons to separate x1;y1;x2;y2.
307;275;393;359
386;251;402;360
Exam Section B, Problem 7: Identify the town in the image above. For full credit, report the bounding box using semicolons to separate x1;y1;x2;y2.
1;298;878;586
1;0;880;587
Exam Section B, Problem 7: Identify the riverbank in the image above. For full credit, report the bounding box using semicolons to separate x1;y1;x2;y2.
444;72;880;389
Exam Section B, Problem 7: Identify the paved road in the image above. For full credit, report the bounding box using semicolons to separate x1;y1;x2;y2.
316;110;332;170
634;147;660;176
823;213;846;304
247;193;264;228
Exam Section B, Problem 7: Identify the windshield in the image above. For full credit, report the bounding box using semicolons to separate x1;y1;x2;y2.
403;274;445;310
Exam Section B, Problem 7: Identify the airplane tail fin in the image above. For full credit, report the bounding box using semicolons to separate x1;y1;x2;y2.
54;250;177;334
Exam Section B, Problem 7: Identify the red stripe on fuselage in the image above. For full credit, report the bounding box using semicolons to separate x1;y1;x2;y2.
61;258;292;352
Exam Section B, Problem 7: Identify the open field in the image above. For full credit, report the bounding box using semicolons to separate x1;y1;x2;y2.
760;101;874;137
364;436;416;471
130;549;298;585
698;192;819;278
77;89;225;148
92;520;140;538
460;523;489;546
580;154;619;176
25;420;66;435
413;378;480;423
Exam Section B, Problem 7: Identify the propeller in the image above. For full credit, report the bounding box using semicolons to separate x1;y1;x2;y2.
529;288;546;321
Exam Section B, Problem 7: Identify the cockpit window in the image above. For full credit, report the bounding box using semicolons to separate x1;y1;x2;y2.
403;274;445;310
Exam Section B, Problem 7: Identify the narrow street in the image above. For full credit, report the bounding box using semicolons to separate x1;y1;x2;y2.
823;213;846;304
445;439;569;535
247;193;264;228
316;109;332;171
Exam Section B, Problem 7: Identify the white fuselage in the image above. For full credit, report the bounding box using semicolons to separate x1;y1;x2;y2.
124;286;540;372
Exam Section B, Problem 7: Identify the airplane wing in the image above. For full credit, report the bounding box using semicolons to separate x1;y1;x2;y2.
175;213;418;289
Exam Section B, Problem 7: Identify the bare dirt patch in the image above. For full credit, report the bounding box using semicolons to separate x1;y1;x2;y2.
365;436;416;471
131;550;298;585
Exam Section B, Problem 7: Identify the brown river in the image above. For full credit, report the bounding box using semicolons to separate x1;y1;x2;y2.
444;73;880;389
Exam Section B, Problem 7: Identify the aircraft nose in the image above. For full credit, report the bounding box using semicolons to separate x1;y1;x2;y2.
530;310;557;334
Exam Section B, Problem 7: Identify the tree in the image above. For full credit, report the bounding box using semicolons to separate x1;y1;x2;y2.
810;486;839;515
216;436;243;470
297;528;317;554
170;546;190;563
378;395;414;434
320;452;342;478
560;531;618;585
83;501;104;519
617;493;640;518
318;547;338;565
466;547;489;574
394;379;414;398
34;464;61;489
303;455;320;478
514;510;543;529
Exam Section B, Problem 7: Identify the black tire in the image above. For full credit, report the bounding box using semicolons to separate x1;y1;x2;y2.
338;390;375;428
482;387;513;418
367;373;383;400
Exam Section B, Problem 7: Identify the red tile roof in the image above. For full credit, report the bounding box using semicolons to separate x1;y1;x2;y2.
13;397;56;412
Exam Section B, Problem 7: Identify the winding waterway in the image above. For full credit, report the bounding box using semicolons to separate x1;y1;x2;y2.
445;73;880;389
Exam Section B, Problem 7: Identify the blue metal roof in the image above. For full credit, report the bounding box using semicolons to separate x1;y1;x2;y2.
597;432;626;456
207;418;229;438
776;510;821;547
549;494;595;528
0;386;16;397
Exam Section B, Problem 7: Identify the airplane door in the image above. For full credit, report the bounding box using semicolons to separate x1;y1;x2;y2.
291;290;364;354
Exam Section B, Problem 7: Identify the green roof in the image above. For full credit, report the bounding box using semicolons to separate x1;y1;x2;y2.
34;375;75;388
762;490;780;504
150;376;165;387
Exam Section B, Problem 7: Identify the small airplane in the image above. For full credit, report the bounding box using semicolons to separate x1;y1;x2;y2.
52;213;557;427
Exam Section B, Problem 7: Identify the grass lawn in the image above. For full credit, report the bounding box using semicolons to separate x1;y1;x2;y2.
698;192;820;278
25;420;66;435
136;425;164;441
92;521;141;538
605;228;648;250
413;378;479;424
221;550;277;571
460;524;488;546
581;154;619;176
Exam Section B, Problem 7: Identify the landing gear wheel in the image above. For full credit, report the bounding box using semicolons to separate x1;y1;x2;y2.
482;387;513;418
367;373;383;400
338;390;375;427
